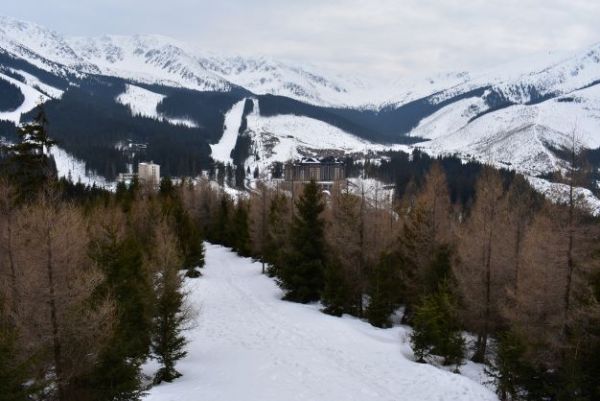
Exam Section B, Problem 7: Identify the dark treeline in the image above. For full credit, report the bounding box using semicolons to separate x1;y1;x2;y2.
0;78;25;111
354;149;517;206
197;162;599;401
0;111;205;401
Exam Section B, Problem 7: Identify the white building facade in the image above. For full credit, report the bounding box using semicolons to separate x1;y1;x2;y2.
138;162;160;186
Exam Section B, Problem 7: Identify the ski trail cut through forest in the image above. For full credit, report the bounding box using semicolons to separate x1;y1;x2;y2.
143;243;498;401
210;99;247;165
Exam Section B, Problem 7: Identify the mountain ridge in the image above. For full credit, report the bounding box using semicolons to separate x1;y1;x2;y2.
1;15;600;191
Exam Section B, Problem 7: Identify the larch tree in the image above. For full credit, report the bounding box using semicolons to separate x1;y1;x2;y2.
323;183;364;316
394;163;453;323
456;166;510;363
18;195;113;401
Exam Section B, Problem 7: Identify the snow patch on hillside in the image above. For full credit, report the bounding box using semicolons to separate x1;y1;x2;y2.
116;84;198;128
142;243;498;401
7;68;63;99
526;176;600;215
0;72;48;123
50;146;113;189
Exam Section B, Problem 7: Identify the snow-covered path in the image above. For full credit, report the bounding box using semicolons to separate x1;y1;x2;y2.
143;243;498;401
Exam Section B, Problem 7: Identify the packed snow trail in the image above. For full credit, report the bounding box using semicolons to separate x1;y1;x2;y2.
143;244;498;401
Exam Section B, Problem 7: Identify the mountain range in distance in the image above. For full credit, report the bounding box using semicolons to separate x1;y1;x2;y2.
1;15;600;201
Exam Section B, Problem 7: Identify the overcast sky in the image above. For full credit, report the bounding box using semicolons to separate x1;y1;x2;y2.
4;0;600;79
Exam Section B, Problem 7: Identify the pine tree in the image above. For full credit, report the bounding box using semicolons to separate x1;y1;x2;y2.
279;181;326;303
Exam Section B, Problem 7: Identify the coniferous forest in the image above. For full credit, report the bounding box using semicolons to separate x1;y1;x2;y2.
1;112;600;401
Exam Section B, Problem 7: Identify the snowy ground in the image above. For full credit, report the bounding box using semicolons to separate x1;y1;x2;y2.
49;146;113;189
0;72;49;124
143;243;498;401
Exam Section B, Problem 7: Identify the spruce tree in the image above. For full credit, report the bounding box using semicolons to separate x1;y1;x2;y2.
210;196;231;245
487;331;532;401
2;106;57;203
231;202;251;257
151;224;187;384
365;253;400;328
88;231;153;401
410;283;465;368
158;178;205;276
322;257;352;316
264;193;289;278
175;209;204;278
279;180;326;303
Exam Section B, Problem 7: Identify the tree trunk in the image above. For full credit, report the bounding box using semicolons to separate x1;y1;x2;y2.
473;219;494;363
513;224;522;296
45;225;65;401
6;212;19;313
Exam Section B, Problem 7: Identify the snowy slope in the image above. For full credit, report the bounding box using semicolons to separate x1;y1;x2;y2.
116;84;198;127
0;72;49;123
50;146;112;189
241;98;409;174
413;84;600;176
143;244;498;401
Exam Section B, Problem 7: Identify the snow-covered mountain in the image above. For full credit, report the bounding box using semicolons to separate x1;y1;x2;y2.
1;15;600;188
0;16;377;107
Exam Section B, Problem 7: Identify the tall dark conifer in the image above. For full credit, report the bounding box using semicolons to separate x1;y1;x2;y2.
279;181;326;303
151;223;187;384
88;230;153;401
2;107;57;203
231;202;251;257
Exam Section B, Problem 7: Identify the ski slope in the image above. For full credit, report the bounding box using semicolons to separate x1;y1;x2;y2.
143;244;497;401
116;84;198;127
210;98;247;164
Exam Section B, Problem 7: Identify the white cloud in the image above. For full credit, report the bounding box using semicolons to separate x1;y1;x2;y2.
3;0;600;79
